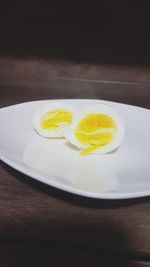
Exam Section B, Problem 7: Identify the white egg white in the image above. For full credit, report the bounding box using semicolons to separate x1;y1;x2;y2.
64;104;125;154
33;102;76;138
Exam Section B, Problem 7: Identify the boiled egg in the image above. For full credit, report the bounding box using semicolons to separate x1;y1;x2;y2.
33;102;76;137
64;104;125;155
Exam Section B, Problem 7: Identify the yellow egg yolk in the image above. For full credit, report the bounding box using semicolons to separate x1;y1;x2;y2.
74;113;116;155
40;109;73;130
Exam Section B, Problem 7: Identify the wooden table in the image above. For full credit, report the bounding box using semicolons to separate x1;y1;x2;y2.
0;58;150;266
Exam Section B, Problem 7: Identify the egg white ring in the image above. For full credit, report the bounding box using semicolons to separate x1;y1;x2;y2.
33;102;77;138
64;104;125;154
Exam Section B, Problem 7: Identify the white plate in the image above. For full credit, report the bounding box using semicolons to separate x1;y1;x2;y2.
0;99;150;199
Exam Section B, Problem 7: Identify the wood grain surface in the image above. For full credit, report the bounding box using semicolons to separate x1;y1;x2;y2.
0;243;149;267
0;58;150;265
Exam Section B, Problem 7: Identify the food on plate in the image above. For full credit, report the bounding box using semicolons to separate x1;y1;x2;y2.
64;104;125;155
33;102;76;137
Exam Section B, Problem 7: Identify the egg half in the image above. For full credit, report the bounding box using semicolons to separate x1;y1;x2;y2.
64;104;125;155
33;102;76;137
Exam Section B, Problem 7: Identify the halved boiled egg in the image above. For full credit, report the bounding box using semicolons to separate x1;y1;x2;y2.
33;102;76;137
64;104;125;155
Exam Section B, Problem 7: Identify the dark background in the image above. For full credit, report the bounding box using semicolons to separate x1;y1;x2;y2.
0;1;150;66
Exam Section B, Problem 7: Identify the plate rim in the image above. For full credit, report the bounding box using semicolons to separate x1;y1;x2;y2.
1;152;150;199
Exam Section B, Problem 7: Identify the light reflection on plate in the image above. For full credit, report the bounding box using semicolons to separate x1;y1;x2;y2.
23;136;119;193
